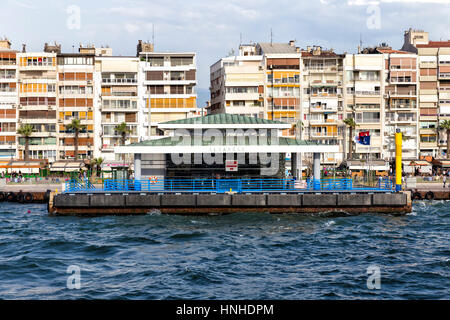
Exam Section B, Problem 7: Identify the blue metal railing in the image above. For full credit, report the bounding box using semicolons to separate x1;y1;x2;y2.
63;177;394;193
64;178;96;192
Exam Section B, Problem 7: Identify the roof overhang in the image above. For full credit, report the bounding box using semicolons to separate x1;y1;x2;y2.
115;144;339;154
157;124;292;129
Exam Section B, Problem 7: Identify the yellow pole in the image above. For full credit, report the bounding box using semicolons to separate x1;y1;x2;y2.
395;129;402;192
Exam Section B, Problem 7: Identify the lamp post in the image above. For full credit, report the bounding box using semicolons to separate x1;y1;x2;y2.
9;141;13;176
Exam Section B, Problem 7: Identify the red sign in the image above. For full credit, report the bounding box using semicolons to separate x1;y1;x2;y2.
225;160;238;172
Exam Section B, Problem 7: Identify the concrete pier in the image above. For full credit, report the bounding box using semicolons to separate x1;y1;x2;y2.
48;191;412;216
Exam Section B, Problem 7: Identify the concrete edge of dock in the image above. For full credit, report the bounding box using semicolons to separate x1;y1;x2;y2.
48;191;412;216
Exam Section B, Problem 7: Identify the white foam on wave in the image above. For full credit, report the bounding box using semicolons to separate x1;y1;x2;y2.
324;220;336;227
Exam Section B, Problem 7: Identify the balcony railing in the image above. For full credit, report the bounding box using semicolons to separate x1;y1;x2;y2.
390;78;414;83
355;91;380;96
0;88;16;93
0;61;17;66
386;91;416;96
102;78;137;84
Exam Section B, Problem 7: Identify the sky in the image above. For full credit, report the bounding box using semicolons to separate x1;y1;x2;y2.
1;0;450;106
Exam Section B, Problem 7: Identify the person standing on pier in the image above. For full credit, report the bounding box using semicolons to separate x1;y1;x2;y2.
443;174;447;188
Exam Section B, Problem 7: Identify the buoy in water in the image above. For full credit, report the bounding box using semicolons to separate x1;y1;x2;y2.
27;210;31;214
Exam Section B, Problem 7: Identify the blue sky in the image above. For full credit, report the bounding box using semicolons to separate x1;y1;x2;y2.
1;0;449;105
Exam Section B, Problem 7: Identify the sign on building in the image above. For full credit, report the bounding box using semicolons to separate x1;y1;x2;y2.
225;160;238;172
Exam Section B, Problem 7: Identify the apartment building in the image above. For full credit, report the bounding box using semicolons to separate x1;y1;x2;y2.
257;42;301;137
343;52;385;161
402;29;450;158
0;39;18;160
138;43;198;137
57;51;95;160
94;55;140;161
301;46;345;164
17;46;58;162
381;48;419;160
209;44;264;118
209;41;301;137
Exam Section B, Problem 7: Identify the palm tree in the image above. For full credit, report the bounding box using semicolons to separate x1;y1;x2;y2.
115;122;131;161
292;120;304;140
440;120;450;159
66;118;85;161
91;157;104;177
115;122;130;146
343;118;358;160
17;124;34;161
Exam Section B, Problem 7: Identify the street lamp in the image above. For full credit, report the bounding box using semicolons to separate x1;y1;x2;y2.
8;141;13;176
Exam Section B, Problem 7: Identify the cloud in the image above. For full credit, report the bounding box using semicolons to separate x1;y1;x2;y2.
348;0;450;5
11;0;36;10
124;23;139;34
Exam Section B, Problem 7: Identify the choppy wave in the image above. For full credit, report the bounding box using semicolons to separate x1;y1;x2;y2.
0;202;448;299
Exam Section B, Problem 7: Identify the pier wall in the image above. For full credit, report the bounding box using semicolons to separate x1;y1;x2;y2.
49;191;412;216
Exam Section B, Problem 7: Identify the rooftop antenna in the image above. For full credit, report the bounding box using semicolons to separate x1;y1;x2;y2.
152;24;155;48
270;28;273;46
240;33;242;46
359;34;363;53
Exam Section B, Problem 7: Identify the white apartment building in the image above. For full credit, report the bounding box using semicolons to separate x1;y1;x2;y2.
138;48;198;137
209;41;301;138
0;39;18;160
94;56;140;161
300;46;345;165
344;52;385;161
209;44;265;118
381;50;419;160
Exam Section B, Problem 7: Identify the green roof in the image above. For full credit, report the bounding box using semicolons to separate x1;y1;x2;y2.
127;136;321;147
159;113;288;126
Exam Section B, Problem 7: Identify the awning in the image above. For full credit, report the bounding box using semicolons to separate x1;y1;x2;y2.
50;161;85;172
101;161;130;171
349;165;389;171
0;161;42;174
409;160;431;166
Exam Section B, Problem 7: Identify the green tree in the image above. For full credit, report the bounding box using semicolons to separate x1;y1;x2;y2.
115;122;131;161
66;118;85;161
440;120;450;159
343;118;358;160
91;157;104;177
17;124;34;161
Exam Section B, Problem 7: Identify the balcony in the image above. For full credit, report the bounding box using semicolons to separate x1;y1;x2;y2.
389;103;417;110
310;92;338;98
439;73;450;79
355;91;380;96
304;66;342;73
386;90;416;97
310;132;338;138
390;77;415;84
387;117;417;124
102;78;137;85
310;105;338;113
0;61;17;66
420;61;437;68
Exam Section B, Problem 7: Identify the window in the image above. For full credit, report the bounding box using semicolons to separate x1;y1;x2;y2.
420;135;436;143
356;112;380;123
